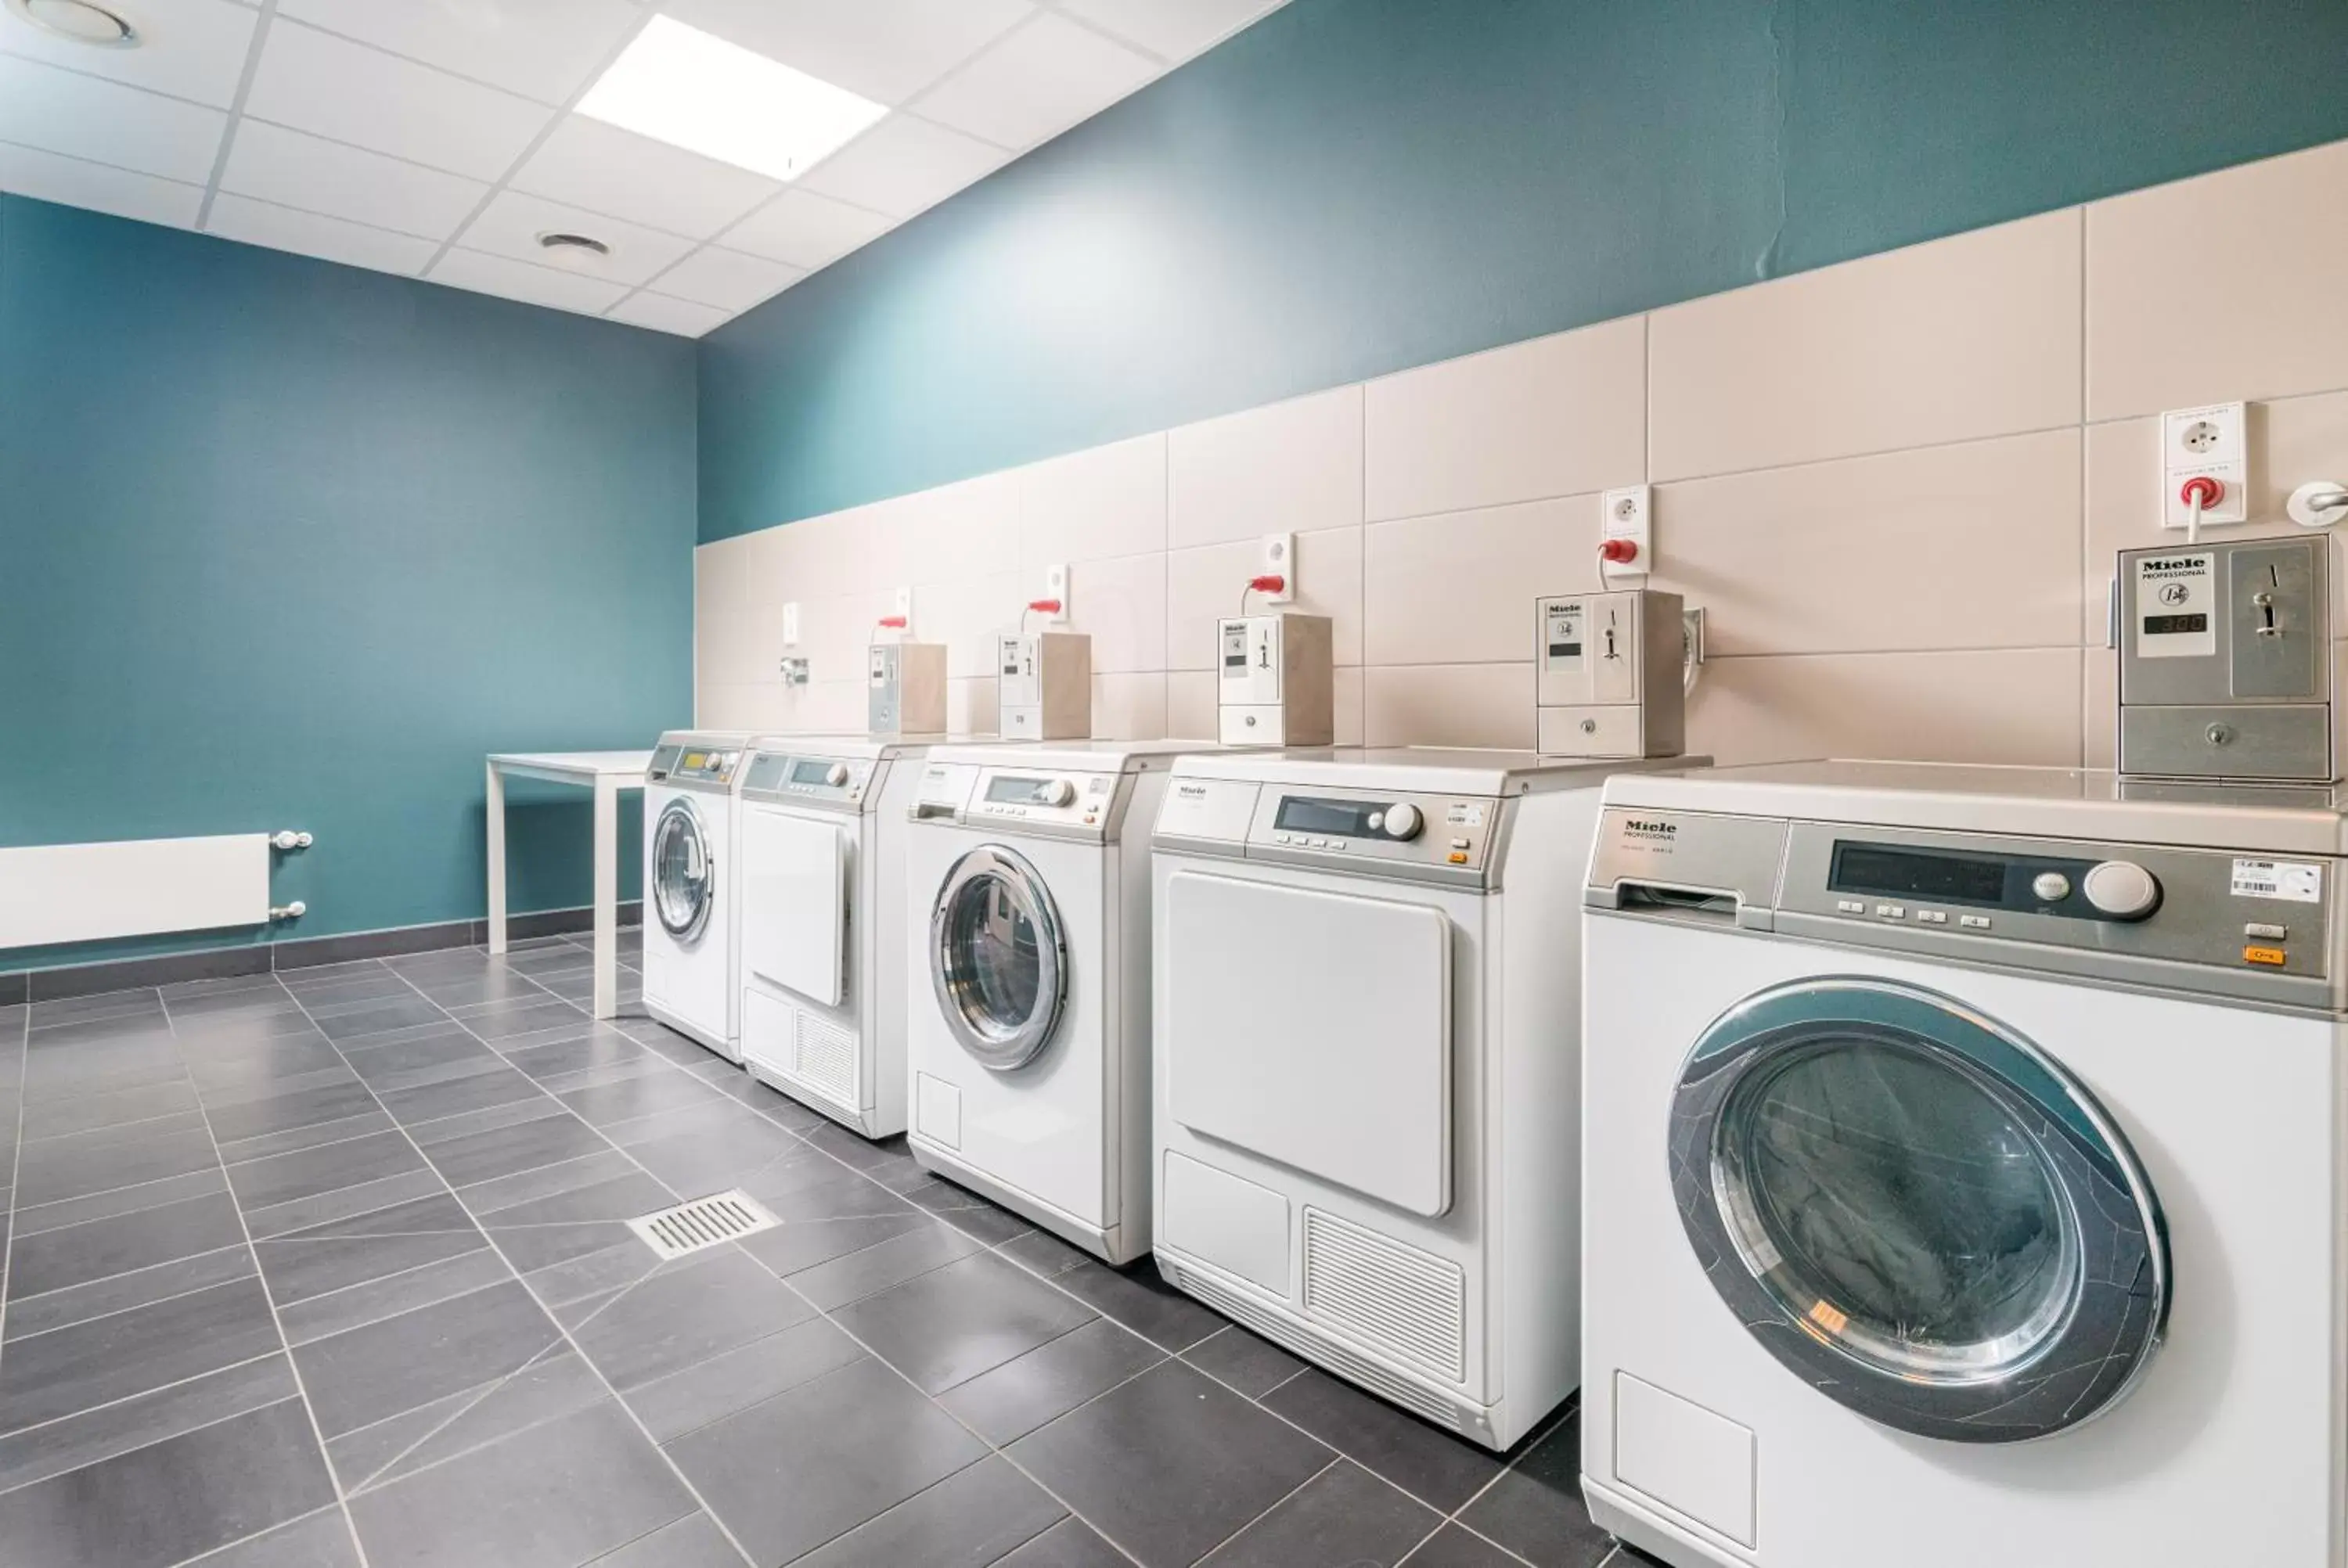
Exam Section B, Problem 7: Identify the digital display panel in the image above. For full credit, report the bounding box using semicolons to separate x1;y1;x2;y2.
985;775;1056;805
2143;613;2209;636
1547;641;1583;659
1223;624;1248;671
789;759;836;785
1831;843;2008;904
1273;797;1384;837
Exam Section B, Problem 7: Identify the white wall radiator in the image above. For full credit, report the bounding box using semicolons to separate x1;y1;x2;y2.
0;833;308;951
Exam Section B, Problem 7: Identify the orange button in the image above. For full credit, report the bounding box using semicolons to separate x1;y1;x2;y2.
1447;851;1469;865
2245;945;2287;966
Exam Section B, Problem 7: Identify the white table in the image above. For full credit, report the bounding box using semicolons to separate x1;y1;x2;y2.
485;750;653;1020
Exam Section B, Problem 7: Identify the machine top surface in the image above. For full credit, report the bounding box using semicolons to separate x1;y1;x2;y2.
922;738;1202;772
1600;759;2348;855
744;732;986;763
1170;746;1705;797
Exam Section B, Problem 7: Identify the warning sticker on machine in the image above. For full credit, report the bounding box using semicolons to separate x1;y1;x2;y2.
2134;552;2216;660
2231;858;2323;902
1446;803;1486;828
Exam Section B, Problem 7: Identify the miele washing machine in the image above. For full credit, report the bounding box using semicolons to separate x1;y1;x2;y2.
641;730;754;1060
1148;748;1699;1449
1580;761;2348;1568
902;741;1194;1263
736;735;933;1138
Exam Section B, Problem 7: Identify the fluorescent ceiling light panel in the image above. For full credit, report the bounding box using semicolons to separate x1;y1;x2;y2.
578;16;885;182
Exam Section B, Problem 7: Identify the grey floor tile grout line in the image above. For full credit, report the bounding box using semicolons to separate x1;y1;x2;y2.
344;961;767;1566
337;1335;574;1498
167;1501;345;1567
19;1106;219;1149
12;1168;229;1226
0;1004;31;1366
0;1347;294;1466
2;1247;257;1345
164;980;379;1568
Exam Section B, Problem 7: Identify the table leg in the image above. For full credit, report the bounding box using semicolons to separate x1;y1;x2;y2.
592;776;618;1020
485;761;508;956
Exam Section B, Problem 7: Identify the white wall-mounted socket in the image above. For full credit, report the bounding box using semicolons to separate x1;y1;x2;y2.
781;602;800;646
1042;563;1070;622
1259;533;1296;602
1601;485;1652;583
2160;401;2249;529
892;586;913;628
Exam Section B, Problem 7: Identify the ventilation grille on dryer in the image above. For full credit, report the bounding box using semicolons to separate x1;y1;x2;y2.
1162;1259;1469;1435
626;1190;779;1261
793;1009;859;1106
1301;1207;1468;1383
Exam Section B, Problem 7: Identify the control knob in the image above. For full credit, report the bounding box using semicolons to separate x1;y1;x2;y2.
2082;860;2161;920
2029;871;2071;904
1382;803;1423;840
825;764;850;787
1041;779;1077;807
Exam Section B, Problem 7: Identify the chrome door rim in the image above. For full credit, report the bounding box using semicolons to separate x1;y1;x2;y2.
930;844;1067;1072
1670;976;2170;1444
651;798;713;942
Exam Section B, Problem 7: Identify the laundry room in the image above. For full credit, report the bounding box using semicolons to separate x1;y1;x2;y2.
4;2;2348;1566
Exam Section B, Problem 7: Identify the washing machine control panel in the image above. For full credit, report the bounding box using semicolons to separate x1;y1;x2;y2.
1253;789;1496;881
651;746;740;786
739;752;873;811
912;764;1121;839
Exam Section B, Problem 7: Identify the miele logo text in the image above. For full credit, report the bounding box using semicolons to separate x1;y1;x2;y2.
1622;819;1676;838
1176;784;1209;799
2139;557;2208;577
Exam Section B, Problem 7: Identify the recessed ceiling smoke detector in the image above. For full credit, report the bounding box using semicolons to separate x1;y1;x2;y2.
536;232;613;269
6;0;138;47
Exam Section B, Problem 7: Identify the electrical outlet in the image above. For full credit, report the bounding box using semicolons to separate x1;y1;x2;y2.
893;586;913;625
781;602;800;646
2159;401;2249;528
1259;534;1296;602
1042;563;1070;622
1601;485;1651;582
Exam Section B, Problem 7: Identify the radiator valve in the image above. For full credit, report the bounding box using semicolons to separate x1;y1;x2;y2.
268;830;313;851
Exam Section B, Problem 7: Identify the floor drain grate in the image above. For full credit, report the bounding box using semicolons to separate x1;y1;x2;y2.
626;1189;780;1261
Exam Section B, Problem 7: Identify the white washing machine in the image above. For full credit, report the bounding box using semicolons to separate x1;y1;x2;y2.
902;741;1194;1263
1150;749;1696;1450
1580;761;2348;1568
736;736;933;1137
640;730;752;1060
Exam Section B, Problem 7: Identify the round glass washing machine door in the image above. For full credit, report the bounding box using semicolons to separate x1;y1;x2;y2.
1670;977;2171;1444
650;797;715;944
930;844;1068;1072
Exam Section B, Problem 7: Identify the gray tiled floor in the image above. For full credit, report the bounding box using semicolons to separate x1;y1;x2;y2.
0;933;1644;1567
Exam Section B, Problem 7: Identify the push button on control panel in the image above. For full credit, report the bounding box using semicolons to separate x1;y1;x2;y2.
1835;899;1865;914
1958;914;1992;930
1915;910;1947;925
1874;904;1904;919
2245;922;2289;941
2245;946;2288;967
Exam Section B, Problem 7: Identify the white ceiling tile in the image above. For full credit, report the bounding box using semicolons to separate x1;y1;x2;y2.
1054;0;1284;63
0;54;226;183
243;20;551;181
667;0;1032;106
275;0;645;106
429;248;629;315
796;113;1003;219
220;120;487;238
456;189;696;288
0;0;256;107
203;193;438;275
719;187;893;269
509;115;778;240
0;141;201;227
607;292;731;338
914;13;1157;150
646;246;802;311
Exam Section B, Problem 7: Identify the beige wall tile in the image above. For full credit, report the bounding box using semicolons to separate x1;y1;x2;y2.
1020;433;1168;566
1687;648;2082;767
2082;393;2348;641
1090;673;1169;741
1333;665;1364;746
1165;526;1363;671
1365;317;1645;521
2083;653;2114;771
694;536;760;620
913;572;1024;675
1363;497;1598;666
786;591;899;686
1169;383;1363;547
1167;671;1215;740
1654;430;2082;656
1651;209;2081;481
2087;139;2348;420
948;676;999;736
693;607;768;690
1066;552;1167;673
699;678;863;735
866;471;1021;590
1363;664;1536;750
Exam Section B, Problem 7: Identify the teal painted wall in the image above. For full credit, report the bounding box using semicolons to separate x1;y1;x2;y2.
0;196;697;973
699;0;2348;542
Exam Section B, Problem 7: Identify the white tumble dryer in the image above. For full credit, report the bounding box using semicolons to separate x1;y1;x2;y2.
736;736;933;1137
1149;748;1698;1450
902;741;1194;1263
1579;762;2348;1568
641;730;753;1060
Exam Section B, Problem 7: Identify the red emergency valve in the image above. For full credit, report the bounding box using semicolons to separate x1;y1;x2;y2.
1598;538;1641;565
876;615;908;629
2180;476;2225;510
1028;599;1063;614
1249;574;1287;595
